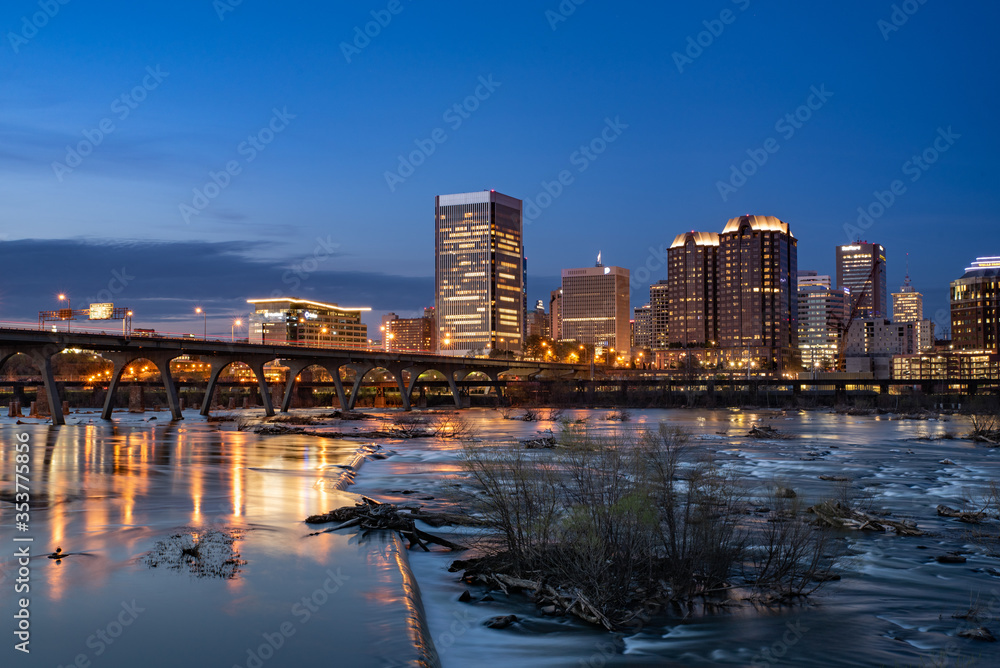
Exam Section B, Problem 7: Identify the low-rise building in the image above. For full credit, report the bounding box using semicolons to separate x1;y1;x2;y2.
247;298;370;350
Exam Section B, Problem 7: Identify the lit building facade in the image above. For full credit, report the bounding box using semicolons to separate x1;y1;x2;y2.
797;282;849;370
560;263;630;351
649;280;669;350
667;231;719;348
717;215;799;372
893;350;1000;380
435;191;524;355
836;242;887;319
549;289;562;340
892;274;923;323
527;300;550;339
951;256;1000;353
633;304;654;349
384;314;435;352
247;298;369;349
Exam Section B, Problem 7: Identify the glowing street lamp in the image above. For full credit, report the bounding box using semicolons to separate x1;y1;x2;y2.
195;307;206;340
231;318;242;342
58;293;71;332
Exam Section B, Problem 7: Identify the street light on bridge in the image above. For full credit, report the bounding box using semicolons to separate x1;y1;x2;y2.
58;293;71;332
232;318;242;342
195;307;206;340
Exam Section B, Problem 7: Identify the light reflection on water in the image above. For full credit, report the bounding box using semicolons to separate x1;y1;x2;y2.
0;414;434;668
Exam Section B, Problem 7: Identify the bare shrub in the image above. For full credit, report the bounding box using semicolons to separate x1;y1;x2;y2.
969;413;1000;444
431;415;480;440
520;407;539;422
461;424;836;627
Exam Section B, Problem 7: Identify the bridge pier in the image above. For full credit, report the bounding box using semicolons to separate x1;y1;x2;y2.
33;350;65;426
101;352;183;420
246;357;276;417
200;357;238;416
2;347;66;425
280;359;317;413
345;363;375;411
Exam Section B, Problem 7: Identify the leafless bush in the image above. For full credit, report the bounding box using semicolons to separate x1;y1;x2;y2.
544;408;565;422
498;406;514;420
605;408;632;422
431;415;479;440
460;424;835;627
969;413;1000;445
520;407;539;422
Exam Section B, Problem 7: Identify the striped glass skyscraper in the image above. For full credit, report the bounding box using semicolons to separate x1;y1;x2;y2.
435;191;524;356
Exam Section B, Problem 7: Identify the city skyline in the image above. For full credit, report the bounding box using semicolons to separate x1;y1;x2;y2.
1;2;997;335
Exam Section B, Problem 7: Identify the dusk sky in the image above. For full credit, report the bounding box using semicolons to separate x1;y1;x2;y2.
2;0;998;335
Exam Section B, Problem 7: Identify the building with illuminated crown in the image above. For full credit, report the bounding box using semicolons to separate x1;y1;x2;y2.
951;256;1000;353
435;191;524;356
247;298;370;349
717;215;799;372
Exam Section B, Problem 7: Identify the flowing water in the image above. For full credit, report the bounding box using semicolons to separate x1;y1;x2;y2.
2;407;1000;667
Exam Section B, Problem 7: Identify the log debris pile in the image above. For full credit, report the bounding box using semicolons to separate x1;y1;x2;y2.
937;505;988;524
453;563;616;630
305;497;469;551
747;424;795;439
807;500;924;536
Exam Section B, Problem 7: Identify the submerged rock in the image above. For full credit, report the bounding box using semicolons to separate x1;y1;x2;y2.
484;615;519;629
957;627;995;642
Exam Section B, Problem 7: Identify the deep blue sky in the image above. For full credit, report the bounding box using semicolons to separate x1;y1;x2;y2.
1;0;997;335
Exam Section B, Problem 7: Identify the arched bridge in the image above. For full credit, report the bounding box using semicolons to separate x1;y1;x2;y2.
0;328;583;425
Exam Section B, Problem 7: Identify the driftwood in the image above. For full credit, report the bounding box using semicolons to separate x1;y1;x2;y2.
463;570;615;630
305;497;467;550
747;424;794;439
807;500;924;536
937;505;987;524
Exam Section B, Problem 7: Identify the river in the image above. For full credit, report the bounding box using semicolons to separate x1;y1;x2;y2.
2;407;999;667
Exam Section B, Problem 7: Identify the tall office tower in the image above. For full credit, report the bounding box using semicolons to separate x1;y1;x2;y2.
522;257;528;338
951;256;1000;353
649;280;670;349
667;231;720;348
549;289;562;340
717;215;799;371
797;282;849;370
892;274;923;323
633;304;654;349
797;271;832;290
836;242;887;319
435;190;524;356
560;262;630;351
